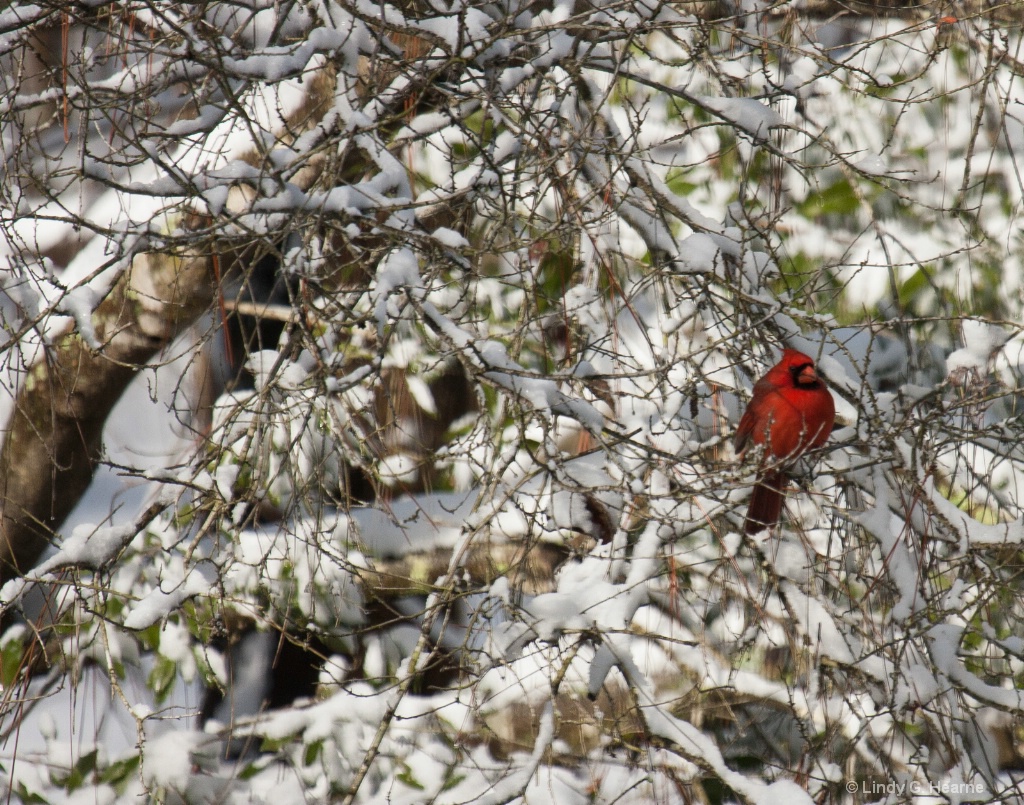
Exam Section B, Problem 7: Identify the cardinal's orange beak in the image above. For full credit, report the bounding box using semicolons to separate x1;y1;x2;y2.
796;364;819;385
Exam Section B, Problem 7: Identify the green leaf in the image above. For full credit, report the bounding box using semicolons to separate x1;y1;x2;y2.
396;765;426;791
442;773;466;792
238;761;264;781
303;739;324;766
795;177;859;218
100;754;141;788
139;622;162;651
148;656;177;704
1;634;26;688
897;266;933;311
54;748;98;791
13;781;49;804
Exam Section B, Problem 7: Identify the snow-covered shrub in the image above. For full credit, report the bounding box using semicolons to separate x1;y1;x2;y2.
4;4;1024;804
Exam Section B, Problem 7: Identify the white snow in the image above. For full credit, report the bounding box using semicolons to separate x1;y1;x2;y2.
695;95;785;139
123;570;211;631
8;8;1024;805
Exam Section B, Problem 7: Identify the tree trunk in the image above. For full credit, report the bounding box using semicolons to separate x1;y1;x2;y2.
0;249;213;587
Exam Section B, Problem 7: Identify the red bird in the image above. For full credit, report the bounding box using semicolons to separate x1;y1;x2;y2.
734;349;835;534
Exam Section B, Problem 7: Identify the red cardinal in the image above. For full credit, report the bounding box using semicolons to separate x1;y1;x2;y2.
734;349;835;534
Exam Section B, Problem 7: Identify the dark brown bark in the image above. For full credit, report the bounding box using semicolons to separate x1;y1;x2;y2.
700;1;1010;22
0;51;473;590
0;250;213;587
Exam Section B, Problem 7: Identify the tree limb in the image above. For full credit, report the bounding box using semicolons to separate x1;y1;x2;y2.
0;248;213;587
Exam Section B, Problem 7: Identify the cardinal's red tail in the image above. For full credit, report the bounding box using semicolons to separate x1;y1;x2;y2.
744;472;786;534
